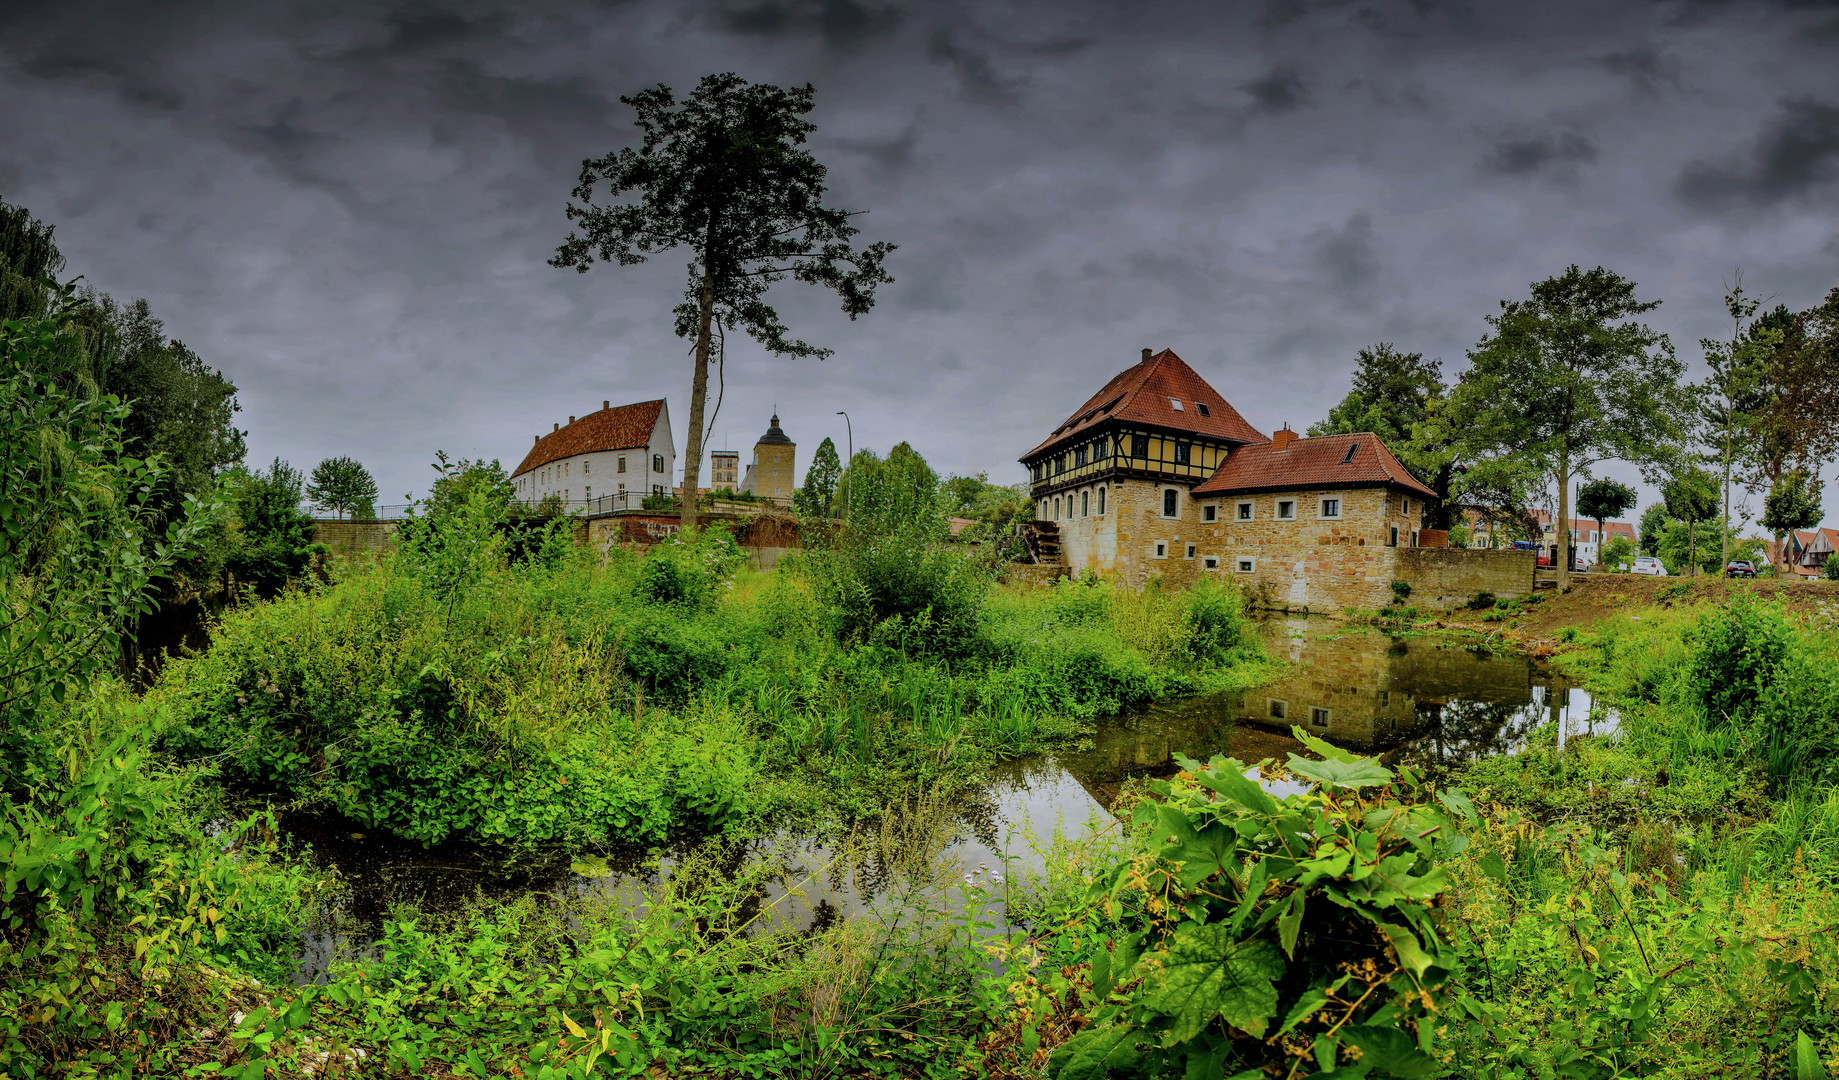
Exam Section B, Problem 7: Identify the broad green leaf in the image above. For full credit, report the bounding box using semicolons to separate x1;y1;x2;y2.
1286;753;1394;790
1378;922;1440;979
1144;925;1284;1042
1343;1025;1442;1078
1289;726;1366;763
1797;1031;1831;1080
1275;986;1332;1037
1277;889;1305;958
1193;762;1278;815
1054;1023;1142;1080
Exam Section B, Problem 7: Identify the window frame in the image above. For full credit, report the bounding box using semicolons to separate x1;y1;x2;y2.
1236;556;1256;574
1309;707;1332;729
1389;525;1399;547
1185;543;1197;559
1096;486;1106;515
1153;541;1168;559
1131;433;1149;458
1276;500;1296;520
618;456;627;473
1203;555;1220;570
1202;504;1217;522
1161;488;1179;519
1267;699;1287;720
1174;442;1191;466
1236;500;1254;521
1081;490;1089;516
1320;497;1341;519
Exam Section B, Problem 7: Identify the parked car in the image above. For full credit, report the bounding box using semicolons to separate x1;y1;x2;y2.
1631;555;1668;576
1725;560;1757;578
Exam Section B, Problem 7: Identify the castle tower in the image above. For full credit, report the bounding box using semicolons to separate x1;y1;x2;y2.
739;413;796;505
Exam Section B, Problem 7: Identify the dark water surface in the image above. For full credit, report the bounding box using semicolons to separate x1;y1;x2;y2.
290;615;1611;981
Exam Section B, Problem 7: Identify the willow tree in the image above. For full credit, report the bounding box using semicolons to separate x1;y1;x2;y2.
1449;265;1689;588
553;73;895;533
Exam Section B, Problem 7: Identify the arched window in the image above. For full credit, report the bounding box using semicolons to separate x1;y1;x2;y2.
1054;496;1062;519
1162;488;1178;518
1097;486;1106;515
1081;490;1089;516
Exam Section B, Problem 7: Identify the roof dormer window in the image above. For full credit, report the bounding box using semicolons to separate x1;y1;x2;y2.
1169;398;1184;411
1196;402;1211;417
1341;443;1359;464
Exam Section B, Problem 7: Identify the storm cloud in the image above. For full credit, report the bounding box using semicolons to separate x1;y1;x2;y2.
0;0;1835;515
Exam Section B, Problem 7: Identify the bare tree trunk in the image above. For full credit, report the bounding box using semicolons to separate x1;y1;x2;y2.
680;262;715;535
1556;452;1571;590
1721;396;1732;569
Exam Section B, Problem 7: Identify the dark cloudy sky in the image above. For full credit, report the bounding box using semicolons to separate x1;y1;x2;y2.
3;0;1838;518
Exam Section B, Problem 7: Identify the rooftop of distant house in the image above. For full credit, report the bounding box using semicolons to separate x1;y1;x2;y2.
514;399;664;477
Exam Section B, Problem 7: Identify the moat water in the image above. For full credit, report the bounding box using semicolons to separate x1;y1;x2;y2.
289;615;1611;982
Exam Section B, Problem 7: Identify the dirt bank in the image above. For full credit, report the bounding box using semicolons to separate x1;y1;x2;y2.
1437;573;1838;639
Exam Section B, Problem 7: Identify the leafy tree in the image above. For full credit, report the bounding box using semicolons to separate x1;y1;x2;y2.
1638;502;1672;557
0;200;62;321
306;456;379;519
1744;291;1839;527
1663;466;1720;575
1695;277;1778;567
1576;478;1636;564
796;435;842;517
1600;534;1636;570
0;281;216;781
553;73;895;534
1761;468;1822;575
1448;265;1690;588
223;459;319;596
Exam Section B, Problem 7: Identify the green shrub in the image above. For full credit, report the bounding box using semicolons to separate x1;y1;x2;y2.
1053;731;1472;1077
1390;579;1412;603
1469;590;1496;610
1690;596;1791;725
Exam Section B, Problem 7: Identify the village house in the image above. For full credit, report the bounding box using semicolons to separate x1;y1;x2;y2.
513;398;674;513
1531;512;1638;568
1021;348;1533;611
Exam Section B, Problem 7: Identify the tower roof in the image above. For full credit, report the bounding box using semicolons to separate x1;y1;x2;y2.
514;399;664;477
1022;348;1267;462
756;413;793;446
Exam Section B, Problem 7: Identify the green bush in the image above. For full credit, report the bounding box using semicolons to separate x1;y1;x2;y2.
1052;731;1472;1077
1690;595;1791;725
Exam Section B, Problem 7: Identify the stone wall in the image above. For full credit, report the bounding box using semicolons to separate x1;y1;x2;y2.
585;510;803;569
310;520;399;557
1393;547;1535;608
1194;487;1422;612
1005;563;1072;588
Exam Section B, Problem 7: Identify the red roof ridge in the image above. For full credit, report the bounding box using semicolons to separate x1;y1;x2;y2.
514;398;666;477
1192;430;1436;499
1022;348;1266;461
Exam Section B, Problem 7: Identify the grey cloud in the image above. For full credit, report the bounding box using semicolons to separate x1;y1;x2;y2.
1241;66;1308;113
380;8;514;53
1595;47;1680;94
1678;97;1839;208
1480;130;1598;179
713;0;903;49
926;25;1018;100
1312;212;1381;306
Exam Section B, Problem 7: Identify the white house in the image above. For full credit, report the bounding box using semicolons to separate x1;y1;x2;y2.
512;399;674;513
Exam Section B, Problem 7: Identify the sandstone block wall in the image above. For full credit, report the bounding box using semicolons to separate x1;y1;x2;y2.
1393;548;1535;608
310;520;399;557
1195;487;1422;612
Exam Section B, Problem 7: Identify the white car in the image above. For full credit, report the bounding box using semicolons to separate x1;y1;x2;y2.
1630;555;1668;576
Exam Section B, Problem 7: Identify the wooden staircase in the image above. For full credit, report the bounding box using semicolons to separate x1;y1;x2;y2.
1027;520;1063;566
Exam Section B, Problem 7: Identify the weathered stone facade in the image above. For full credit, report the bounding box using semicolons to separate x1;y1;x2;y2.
1393;547;1538;609
739;414;796;506
1194;487;1419;611
310;520;399;557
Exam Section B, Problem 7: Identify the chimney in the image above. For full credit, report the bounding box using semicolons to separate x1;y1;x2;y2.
1141;347;1152;363
568;415;575;424
603;400;610;410
533;435;539;445
553;423;558;432
1272;425;1297;452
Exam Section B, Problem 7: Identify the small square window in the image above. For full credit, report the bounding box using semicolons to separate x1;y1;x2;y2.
1203;505;1218;522
1237;501;1253;521
1310;707;1331;728
1277;500;1296;520
1154;542;1168;559
1185;543;1197;559
1321;498;1341;518
1236;557;1255;573
1203;556;1220;570
1169;397;1184;411
1196;402;1211;417
1268;699;1287;720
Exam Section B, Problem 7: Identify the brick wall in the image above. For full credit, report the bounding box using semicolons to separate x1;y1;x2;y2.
1193;487;1423;612
1393;547;1535;608
310;520;399;557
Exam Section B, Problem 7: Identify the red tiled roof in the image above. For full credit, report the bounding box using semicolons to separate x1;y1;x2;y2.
1022;349;1267;461
1192;431;1437;499
514;399;664;477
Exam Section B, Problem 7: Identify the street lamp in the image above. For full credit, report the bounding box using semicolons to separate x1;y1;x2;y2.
836;410;852;515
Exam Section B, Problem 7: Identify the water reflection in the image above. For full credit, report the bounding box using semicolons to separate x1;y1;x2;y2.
289;616;1613;981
